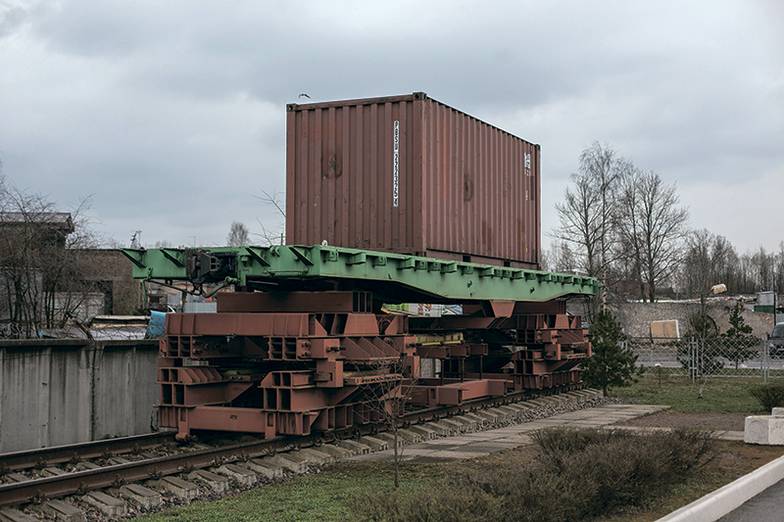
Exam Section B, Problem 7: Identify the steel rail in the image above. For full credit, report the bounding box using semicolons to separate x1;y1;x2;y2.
0;436;297;507
0;432;176;473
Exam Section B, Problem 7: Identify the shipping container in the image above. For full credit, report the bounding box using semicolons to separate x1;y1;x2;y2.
285;92;540;268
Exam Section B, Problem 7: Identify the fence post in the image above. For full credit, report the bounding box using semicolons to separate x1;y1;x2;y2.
701;337;706;381
762;338;769;383
649;341;654;371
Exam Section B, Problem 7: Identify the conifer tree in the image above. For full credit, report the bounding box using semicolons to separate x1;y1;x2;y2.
582;309;642;396
722;302;758;369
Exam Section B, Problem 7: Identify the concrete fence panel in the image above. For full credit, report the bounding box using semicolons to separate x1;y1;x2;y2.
0;339;158;453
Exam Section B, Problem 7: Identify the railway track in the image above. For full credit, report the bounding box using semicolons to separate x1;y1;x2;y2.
0;388;601;520
0;433;176;474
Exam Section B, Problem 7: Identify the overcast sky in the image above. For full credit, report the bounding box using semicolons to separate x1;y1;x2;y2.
1;0;782;252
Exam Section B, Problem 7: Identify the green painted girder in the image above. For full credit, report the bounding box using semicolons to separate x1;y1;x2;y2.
121;244;598;303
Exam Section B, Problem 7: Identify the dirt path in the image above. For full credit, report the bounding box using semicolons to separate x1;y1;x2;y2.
622;411;751;431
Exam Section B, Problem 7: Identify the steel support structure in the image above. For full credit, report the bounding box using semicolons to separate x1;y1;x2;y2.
122;245;597;439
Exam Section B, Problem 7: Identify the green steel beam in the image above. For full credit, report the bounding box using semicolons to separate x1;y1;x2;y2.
121;244;598;303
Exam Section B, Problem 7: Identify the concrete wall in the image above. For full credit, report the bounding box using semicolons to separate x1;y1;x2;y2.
566;299;775;339
615;302;774;338
0;339;158;453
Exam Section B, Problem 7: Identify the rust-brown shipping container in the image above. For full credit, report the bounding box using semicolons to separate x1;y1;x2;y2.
285;92;541;268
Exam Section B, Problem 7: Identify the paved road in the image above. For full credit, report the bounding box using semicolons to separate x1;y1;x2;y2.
636;355;784;371
719;479;784;522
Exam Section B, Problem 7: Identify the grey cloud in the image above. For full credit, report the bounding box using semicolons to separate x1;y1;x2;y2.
0;0;782;251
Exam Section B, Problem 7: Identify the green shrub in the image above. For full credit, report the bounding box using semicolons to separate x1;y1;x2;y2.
353;428;715;522
750;384;784;412
528;428;714;518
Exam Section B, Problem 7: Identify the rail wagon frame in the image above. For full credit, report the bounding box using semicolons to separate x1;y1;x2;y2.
124;244;597;440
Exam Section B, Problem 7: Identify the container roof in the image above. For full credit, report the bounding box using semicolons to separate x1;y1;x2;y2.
287;92;537;146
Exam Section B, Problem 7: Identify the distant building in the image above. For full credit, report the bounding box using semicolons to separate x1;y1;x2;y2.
75;249;144;316
0;211;74;245
0;212;143;335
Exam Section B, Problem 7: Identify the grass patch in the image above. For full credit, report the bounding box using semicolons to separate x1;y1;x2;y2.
138;462;436;522
612;375;763;413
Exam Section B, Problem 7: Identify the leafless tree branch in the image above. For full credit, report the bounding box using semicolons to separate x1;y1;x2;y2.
0;181;100;337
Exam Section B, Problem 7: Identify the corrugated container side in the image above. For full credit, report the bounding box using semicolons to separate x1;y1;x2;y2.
286;96;423;253
421;98;539;265
286;93;540;267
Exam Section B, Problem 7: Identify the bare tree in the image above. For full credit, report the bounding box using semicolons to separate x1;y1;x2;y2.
555;173;601;275
580;142;620;280
677;230;743;297
360;355;413;489
613;161;646;299
257;189;286;219
681;229;715;301
254;190;286;246
554;143;621;279
616;170;687;302
710;235;738;292
673;232;784;298
254;220;285;246
542;240;578;273
226;221;249;246
775;242;784;293
0;182;99;337
752;246;773;290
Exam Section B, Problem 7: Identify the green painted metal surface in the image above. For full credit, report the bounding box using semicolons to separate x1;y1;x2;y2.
122;244;597;303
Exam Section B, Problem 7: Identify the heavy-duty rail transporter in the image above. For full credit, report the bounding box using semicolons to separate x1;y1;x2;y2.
123;244;597;441
121;92;599;442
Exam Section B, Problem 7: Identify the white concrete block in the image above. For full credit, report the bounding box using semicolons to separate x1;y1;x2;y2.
744;415;784;445
771;407;784;417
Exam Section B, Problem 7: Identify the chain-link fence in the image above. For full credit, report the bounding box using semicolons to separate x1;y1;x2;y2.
628;336;784;382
